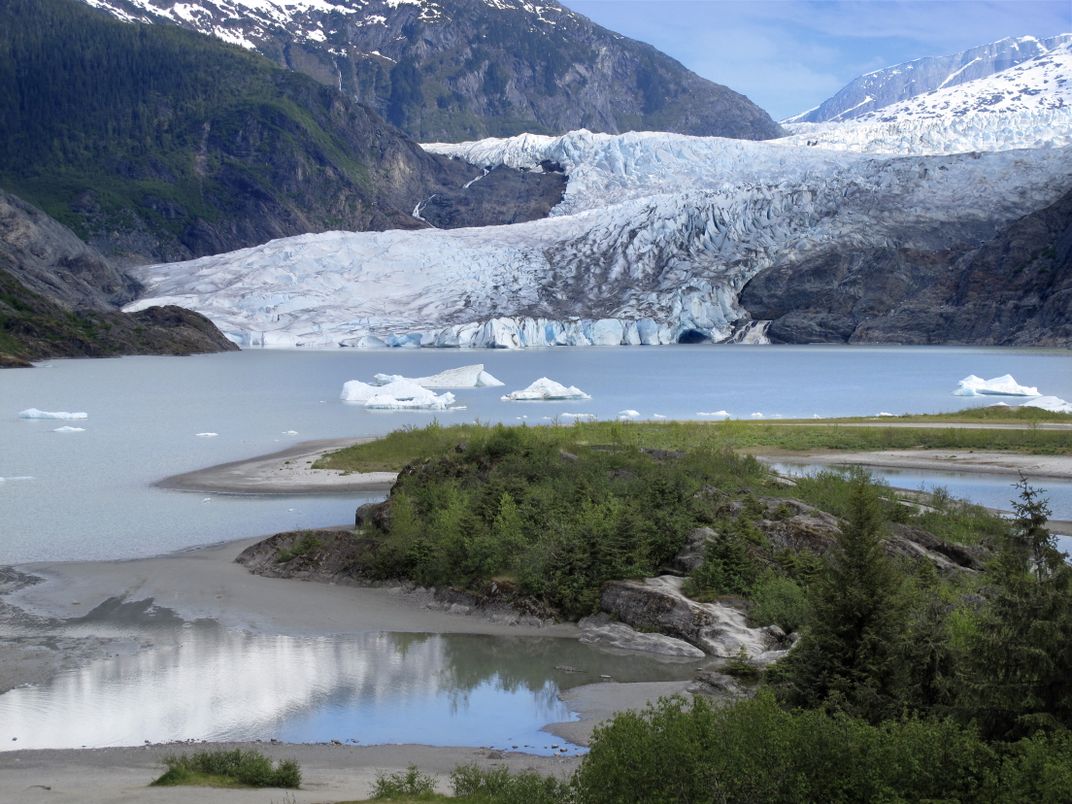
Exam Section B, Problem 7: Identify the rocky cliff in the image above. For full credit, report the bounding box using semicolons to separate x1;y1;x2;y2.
83;0;782;142
738;188;1072;347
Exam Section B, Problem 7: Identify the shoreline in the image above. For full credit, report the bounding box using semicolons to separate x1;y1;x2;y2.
157;437;397;495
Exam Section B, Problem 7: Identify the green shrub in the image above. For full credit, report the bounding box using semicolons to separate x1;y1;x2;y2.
371;765;438;799
152;749;301;788
749;573;809;633
450;764;571;804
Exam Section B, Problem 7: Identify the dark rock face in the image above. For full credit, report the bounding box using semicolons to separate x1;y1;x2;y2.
86;0;783;142
0;189;236;363
417;165;567;229
0;190;139;310
739;189;1072;347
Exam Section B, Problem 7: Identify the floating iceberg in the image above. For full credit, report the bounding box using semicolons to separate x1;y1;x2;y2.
561;412;597;420
876;412;896;417
501;377;591;401
19;409;88;420
341;379;456;410
954;374;1041;397
697;410;731;418
0;476;34;482
372;364;504;389
196;432;219;438
1021;396;1072;414
53;426;85;433
618;409;640;419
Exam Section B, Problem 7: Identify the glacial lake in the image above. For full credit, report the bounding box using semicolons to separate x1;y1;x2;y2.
0;629;699;753
3;345;1072;563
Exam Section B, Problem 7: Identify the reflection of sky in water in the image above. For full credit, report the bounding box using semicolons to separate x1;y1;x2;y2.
770;462;1072;554
0;630;696;754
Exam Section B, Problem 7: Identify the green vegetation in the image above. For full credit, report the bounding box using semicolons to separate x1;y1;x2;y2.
371;766;438;799
275;532;323;563
331;420;1072;802
151;749;301;789
0;0;411;260
317;418;1072;476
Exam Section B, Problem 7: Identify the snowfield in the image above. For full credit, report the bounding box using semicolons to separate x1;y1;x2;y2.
122;37;1072;350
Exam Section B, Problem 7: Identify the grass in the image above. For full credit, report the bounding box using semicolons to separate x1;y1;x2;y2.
314;416;1072;474
151;749;301;789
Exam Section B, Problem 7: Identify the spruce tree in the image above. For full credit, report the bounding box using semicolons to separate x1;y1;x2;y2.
775;477;907;722
965;479;1072;740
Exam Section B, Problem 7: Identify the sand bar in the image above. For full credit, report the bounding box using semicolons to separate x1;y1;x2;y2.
158;438;397;494
754;448;1072;482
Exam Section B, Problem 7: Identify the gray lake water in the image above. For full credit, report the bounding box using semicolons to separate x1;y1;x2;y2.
3;346;1071;563
0;629;699;753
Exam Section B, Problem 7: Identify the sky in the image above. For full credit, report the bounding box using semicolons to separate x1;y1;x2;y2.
567;0;1072;120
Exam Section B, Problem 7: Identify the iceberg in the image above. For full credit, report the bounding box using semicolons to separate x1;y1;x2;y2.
1021;396;1072;414
341;378;456;410
501;377;591;401
196;432;219;438
618;409;640;419
561;412;597;420
19;408;88;420
954;374;1041;397
371;364;504;388
697;410;731;418
53;426;85;433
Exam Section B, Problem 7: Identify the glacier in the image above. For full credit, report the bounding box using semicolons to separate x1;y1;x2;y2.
122;43;1072;353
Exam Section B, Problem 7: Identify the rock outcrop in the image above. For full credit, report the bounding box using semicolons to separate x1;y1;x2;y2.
739;188;1072;348
599;575;784;659
578;613;706;658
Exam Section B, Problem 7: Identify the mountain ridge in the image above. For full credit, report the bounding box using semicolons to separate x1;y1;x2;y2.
81;0;783;141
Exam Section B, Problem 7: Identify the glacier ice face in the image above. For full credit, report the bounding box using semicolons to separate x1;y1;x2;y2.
501;377;591;401
954;374;1041;397
126;122;1072;350
18;409;88;420
372;364;504;388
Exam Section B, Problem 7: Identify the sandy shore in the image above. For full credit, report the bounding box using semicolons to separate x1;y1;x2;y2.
0;741;579;803
753;448;1072;482
158;438;396;494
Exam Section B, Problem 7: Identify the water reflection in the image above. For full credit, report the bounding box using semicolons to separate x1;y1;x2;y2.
0;628;698;753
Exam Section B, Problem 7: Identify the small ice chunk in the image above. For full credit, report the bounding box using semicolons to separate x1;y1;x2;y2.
750;412;765;419
618;409;640;418
561;412;596;420
0;476;34;483
697;410;730;418
342;378;455;410
196;432;219;438
19;408;88;420
501;377;591;401
876;412;895;417
372;364;504;388
53;426;85;433
652;413;666;419
1020;396;1072;413
954;374;1040;397
282;430;299;435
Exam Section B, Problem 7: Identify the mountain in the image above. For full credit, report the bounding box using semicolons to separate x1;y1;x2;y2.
0;0;563;266
0;189;236;366
786;33;1072;123
738;188;1072;347
778;41;1072;155
81;0;782;142
122;130;1072;348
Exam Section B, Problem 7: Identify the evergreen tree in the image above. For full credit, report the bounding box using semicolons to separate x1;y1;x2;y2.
775;477;907;722
964;478;1072;740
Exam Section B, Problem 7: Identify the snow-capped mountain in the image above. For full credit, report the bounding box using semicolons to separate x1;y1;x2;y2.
80;0;781;141
786;33;1071;123
778;41;1072;155
124;131;1072;349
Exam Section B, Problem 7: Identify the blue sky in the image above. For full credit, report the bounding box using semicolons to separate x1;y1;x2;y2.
567;1;1072;120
